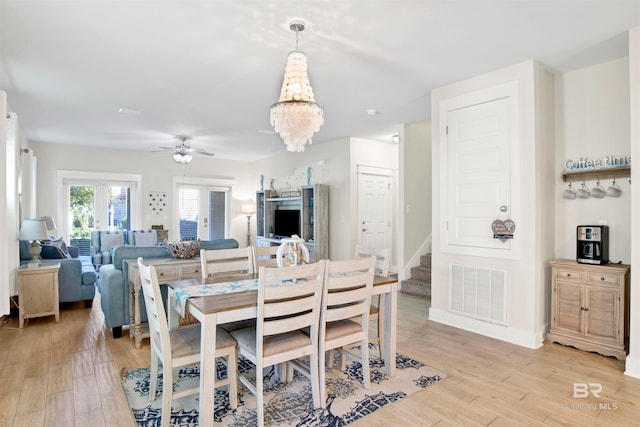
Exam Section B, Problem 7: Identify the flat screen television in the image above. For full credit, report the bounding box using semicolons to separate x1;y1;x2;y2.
273;209;300;238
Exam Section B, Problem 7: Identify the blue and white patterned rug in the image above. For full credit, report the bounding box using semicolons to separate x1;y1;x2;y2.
122;345;445;426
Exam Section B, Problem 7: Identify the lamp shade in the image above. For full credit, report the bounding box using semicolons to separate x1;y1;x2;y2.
241;202;256;215
18;219;50;241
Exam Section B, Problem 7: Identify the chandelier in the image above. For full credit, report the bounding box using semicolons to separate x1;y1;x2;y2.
270;21;324;152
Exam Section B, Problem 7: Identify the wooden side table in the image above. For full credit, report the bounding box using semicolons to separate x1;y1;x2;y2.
18;262;61;328
127;257;202;348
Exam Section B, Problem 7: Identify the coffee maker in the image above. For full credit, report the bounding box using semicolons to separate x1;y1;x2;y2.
576;225;609;265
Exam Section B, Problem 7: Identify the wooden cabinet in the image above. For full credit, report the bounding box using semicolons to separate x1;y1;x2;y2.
256;184;328;262
547;260;630;360
18;262;60;328
128;257;202;348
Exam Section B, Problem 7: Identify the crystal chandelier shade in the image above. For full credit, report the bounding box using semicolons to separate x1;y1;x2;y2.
270;22;324;152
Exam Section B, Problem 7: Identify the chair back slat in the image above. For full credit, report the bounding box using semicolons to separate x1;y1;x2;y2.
263;297;316;319
326;286;371;306
325;301;370;323
263;311;316;336
326;272;374;290
261;279;319;301
201;247;254;278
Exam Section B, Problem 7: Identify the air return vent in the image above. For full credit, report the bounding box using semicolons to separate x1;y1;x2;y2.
450;264;507;325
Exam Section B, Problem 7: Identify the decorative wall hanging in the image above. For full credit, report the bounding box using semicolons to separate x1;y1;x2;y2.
148;192;167;215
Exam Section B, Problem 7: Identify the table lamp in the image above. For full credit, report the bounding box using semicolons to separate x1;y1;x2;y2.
18;219;50;266
240;202;256;246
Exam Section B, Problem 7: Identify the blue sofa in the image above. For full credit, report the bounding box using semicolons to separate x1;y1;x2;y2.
90;229;160;269
19;241;97;306
96;238;239;338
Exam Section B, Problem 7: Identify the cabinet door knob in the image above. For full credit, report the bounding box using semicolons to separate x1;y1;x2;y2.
600;277;605;281
567;273;571;277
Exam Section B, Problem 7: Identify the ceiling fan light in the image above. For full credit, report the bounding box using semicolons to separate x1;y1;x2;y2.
173;153;192;163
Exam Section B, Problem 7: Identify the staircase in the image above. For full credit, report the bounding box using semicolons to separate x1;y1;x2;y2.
400;253;431;298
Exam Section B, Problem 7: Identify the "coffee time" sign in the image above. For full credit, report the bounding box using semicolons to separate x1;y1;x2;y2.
565;155;631;171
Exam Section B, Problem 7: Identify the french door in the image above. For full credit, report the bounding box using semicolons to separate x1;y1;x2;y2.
59;172;141;255
177;185;229;241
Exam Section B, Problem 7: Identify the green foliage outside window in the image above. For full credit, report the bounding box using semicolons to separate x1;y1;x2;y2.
70;186;94;239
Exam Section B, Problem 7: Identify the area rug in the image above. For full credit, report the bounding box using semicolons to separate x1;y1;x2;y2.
122;345;445;426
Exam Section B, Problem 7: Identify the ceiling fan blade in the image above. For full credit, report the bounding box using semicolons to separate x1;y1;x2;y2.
151;147;175;152
191;148;215;157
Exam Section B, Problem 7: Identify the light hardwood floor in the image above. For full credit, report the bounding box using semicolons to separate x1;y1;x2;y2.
1;292;639;426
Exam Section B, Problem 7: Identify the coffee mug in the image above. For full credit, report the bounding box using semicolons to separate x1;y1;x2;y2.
591;180;605;198
562;182;576;200
606;179;622;197
576;182;590;199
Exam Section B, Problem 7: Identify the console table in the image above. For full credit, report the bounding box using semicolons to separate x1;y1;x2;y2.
127;257;202;348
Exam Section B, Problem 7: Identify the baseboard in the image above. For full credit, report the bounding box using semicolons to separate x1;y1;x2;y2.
428;307;544;349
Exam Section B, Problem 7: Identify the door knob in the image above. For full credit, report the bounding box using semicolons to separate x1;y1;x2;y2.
362;228;367;232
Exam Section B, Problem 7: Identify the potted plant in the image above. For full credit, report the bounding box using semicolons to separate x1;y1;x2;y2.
269;225;274;238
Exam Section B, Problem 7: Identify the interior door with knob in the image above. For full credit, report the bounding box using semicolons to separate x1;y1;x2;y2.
443;90;513;251
357;167;392;250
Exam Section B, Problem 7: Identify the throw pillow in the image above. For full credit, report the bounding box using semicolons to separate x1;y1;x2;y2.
40;238;72;259
100;232;125;251
130;230;158;246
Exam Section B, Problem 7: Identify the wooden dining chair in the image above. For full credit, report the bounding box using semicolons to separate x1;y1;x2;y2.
230;262;325;427
252;245;280;271
200;246;254;278
200;246;257;332
137;258;238;427
319;256;376;408
355;245;391;356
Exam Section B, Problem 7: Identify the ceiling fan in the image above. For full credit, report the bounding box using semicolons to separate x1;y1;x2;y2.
153;135;215;163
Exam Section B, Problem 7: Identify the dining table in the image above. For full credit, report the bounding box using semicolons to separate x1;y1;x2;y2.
166;272;398;427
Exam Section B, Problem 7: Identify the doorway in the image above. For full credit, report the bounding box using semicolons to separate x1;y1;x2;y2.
58;171;141;256
357;166;393;252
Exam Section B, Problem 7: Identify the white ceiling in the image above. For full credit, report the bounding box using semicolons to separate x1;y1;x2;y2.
1;1;639;161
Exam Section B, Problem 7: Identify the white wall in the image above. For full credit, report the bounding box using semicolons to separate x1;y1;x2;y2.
31;142;255;244
626;26;640;379
0;92;8;314
401;120;431;278
554;57;631;263
430;60;555;349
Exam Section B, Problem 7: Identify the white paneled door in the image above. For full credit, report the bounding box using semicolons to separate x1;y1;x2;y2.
445;94;512;250
357;167;392;251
